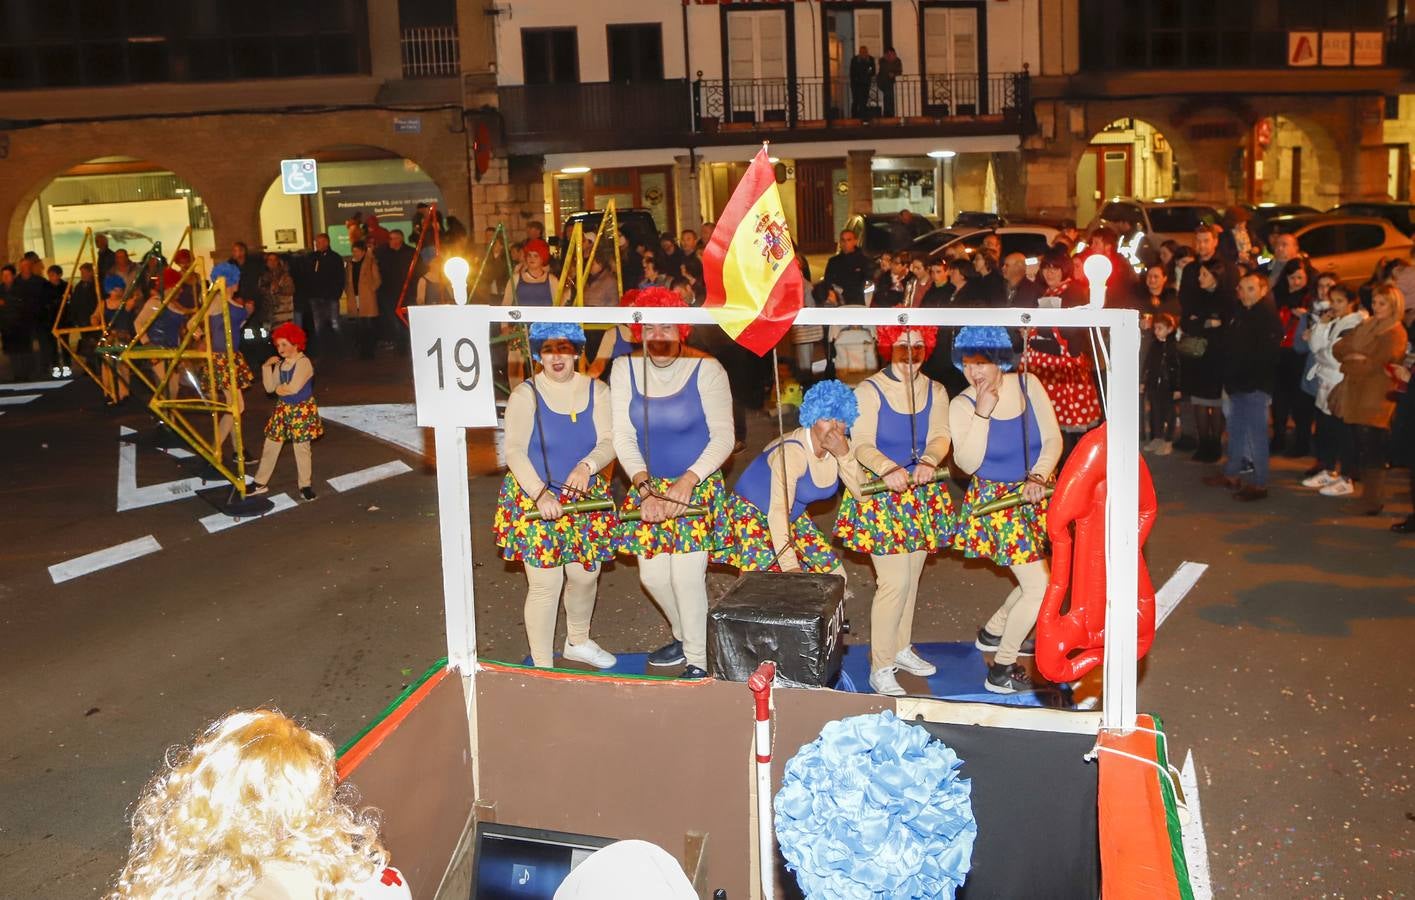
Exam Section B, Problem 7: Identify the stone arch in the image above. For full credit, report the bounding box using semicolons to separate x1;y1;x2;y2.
1243;112;1345;209
5;147;224;264
1070;112;1201;226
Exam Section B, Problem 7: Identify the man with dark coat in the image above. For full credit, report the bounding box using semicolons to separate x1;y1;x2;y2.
1207;273;1284;501
821;229;873;305
299;232;348;356
849;46;876;119
375;229;416;353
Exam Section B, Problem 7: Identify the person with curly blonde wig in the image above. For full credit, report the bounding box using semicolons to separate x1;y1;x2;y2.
109;709;410;899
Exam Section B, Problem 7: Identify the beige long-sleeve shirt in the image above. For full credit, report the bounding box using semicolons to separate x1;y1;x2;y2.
610;351;734;483
502;372;615;497
948;372;1062;480
758;426;862;570
261;354;314;397
851;368;952;476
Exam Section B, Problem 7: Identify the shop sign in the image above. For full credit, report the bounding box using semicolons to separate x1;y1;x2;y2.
1287;32;1318;66
1352;31;1384;66
1320;31;1351;67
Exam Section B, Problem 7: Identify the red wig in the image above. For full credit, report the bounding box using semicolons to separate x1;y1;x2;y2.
271;322;308;351
876;324;938;356
523;239;551;263
628;286;693;342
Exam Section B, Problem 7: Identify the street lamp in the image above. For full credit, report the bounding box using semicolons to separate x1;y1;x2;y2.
1082;253;1112;309
444;256;470;305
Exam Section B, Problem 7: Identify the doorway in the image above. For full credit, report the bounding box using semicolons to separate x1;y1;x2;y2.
795;158;845;252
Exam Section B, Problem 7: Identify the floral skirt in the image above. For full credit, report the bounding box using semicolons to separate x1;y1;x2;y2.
200;354;254;398
614;472;728;559
834;480;956;555
952;477;1049;566
712;495;840;573
265;398;324;443
492;474;617;568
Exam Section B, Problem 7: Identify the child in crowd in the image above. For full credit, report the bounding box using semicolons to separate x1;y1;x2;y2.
1143;313;1182;455
250;322;322;501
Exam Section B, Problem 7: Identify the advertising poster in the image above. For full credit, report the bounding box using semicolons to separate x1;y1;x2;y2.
48;198;193;267
321;183;443;256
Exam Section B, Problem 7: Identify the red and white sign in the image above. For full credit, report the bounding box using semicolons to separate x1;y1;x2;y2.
1288;32;1318;67
1353;31;1384;66
1321;31;1352;67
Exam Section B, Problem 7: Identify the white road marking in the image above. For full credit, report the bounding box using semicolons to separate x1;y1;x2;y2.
319;403;424;455
49;535;161;584
0;379;70;391
1155;561;1208;630
116;426;236;512
157;445;196;460
327;460;413;493
0;394;41;406
1179;751;1213;900
199;493;297;533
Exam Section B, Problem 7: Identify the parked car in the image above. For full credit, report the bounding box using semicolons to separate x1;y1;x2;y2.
1266;214;1414;288
845;212;938;257
558;208;661;259
1327;202;1415;238
918;224;1061;276
1090;197;1222;248
951;211;1006;229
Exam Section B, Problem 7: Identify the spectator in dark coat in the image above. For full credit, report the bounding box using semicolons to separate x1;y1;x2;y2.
849;46;876;119
1206;273;1283;500
1000;253;1042;307
298;233;348;356
375;229;416;352
821;230;873;305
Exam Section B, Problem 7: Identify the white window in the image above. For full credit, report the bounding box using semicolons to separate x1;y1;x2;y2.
727;10;788;120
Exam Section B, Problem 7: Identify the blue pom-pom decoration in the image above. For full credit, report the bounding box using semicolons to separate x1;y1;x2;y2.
952;325;1016;372
775;710;976;899
209;262;241;287
528;321;587;360
799;379;860;430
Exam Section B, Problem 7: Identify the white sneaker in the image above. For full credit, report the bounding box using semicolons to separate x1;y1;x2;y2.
1154;440;1173;456
894;646;937;676
869;666;906;696
1302;470;1340;489
562;638;617;670
1142;438;1159;452
1319;478;1355;497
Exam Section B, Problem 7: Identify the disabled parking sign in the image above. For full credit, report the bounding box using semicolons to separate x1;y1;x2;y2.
280;159;318;195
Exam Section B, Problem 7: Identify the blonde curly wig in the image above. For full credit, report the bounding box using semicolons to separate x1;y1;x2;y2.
108;709;388;899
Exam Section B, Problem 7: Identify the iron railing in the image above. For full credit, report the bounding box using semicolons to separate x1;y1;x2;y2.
401;26;459;78
693;72;1028;129
497;79;695;148
1389;22;1415;67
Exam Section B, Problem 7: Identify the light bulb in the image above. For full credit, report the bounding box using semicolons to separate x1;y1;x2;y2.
443;256;470;306
1082;253;1113;285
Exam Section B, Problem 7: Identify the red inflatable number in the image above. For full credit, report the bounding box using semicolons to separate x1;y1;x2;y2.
1035;424;1158;684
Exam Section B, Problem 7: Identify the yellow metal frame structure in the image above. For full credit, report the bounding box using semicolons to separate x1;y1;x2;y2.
49;228;114;402
467;222;514;302
552;200;624;307
118;260;250;496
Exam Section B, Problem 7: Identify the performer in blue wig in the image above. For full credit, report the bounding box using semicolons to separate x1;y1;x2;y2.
715;379;864;574
202;261;255;465
834;325;957;697
948;325;1063;694
492;319;620;670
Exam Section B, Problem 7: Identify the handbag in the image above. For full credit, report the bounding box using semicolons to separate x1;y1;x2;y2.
1177;334;1208;359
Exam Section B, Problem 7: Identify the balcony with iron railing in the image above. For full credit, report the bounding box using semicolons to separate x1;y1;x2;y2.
401;26;459;78
497;71;1031;155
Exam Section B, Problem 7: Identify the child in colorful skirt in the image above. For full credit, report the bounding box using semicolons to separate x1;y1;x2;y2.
835;325;957;697
610;287;733;679
948;325;1063;694
250;323;322;501
201;262;256;466
716;379;861;573
491;322;620;669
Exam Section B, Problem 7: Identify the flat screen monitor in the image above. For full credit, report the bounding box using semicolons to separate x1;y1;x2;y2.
471;822;617;899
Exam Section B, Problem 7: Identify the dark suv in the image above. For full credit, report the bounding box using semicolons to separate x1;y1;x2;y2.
558;208;662;257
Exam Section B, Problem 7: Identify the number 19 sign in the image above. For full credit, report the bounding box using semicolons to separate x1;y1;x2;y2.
408;306;499;428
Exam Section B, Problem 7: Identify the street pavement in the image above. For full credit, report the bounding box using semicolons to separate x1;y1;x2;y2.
1;355;1412;898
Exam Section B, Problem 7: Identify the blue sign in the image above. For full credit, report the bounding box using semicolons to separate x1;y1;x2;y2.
280;159;318;195
393;115;422;134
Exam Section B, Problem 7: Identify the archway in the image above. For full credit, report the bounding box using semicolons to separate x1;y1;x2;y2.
20;157;214;267
1229;114;1343;211
1075;118;1181;226
258;146;445;256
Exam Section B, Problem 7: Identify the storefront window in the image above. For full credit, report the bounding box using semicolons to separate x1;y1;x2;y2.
871;166;934;217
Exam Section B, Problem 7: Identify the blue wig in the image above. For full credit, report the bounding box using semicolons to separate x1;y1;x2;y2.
799;379;860;429
102;274;127;294
529;321;587;360
209;262;241;286
952;325;1016;372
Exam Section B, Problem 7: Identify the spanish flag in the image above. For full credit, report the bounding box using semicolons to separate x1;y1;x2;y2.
702;147;804;356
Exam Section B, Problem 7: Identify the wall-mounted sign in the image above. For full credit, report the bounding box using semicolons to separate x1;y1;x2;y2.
1288;32;1318;66
281;159;318;195
393;116;422;134
1320;31;1351;67
1352;31;1384;66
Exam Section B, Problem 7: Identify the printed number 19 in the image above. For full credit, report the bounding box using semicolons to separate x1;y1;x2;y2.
426;337;480;391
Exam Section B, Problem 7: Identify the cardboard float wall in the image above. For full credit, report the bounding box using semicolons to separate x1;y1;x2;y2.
339;667;475;900
338;664;1110;898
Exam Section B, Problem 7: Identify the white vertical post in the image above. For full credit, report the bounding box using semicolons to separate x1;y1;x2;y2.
434;425;478;674
1102;312;1141;730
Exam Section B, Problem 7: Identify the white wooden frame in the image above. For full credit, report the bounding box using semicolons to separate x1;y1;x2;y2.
409;303;1142;732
